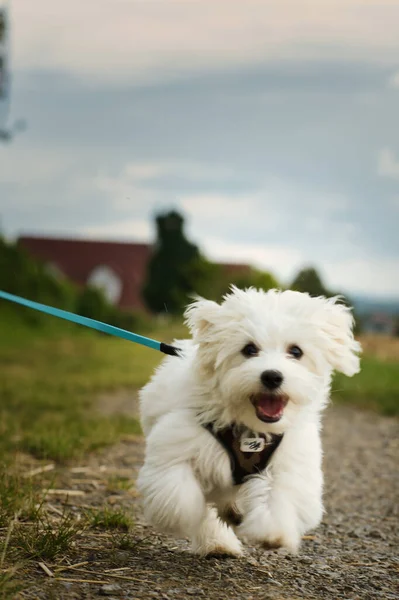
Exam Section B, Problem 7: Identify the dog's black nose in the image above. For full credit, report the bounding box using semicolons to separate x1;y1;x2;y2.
261;370;284;390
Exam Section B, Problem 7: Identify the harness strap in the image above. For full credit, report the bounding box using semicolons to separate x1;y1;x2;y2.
203;423;283;485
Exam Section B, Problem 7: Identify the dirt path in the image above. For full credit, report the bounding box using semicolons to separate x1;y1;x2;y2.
20;402;398;600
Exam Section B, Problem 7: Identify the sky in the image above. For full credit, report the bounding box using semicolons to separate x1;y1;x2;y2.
0;0;399;298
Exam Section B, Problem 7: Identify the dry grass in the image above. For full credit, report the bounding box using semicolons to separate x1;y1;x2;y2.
358;334;399;362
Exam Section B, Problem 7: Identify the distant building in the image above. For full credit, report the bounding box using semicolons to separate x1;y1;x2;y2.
19;236;151;310
18;235;251;311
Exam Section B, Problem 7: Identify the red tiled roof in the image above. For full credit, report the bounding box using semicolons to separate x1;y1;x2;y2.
18;236;151;310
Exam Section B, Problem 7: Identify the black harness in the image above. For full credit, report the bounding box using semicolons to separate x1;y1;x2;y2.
203;423;283;485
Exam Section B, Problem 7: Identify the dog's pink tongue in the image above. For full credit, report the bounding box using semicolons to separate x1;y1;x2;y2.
257;394;285;417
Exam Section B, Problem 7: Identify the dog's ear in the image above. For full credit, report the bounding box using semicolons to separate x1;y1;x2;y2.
319;299;361;376
184;298;222;342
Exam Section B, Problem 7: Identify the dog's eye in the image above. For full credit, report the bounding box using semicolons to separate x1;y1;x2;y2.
241;343;259;358
288;345;303;360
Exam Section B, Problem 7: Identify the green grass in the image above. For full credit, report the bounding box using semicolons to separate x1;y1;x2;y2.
333;355;399;416
0;569;23;600
11;512;79;561
0;470;37;528
106;475;133;492
115;533;140;551
0;310;186;576
86;507;133;531
0;310;187;461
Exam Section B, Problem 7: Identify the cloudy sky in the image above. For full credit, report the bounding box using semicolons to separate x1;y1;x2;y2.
1;0;399;298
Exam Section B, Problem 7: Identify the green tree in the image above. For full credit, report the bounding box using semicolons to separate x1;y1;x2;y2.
200;265;279;302
289;265;356;318
290;266;333;297
142;211;210;314
233;268;279;293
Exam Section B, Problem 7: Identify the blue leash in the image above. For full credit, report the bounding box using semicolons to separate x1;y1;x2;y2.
0;290;180;356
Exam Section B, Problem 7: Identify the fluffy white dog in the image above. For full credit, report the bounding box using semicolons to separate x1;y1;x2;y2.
137;287;361;557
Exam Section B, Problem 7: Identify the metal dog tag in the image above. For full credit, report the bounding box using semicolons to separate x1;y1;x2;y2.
240;438;265;452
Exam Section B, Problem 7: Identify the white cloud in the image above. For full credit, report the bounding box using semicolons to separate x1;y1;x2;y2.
181;184;348;222
123;163;168;182
203;236;305;281
180;192;270;221
0;145;73;185
389;196;399;210
89;161;235;210
123;161;234;183
388;70;399;88
91;173;158;210
180;187;355;258
324;257;399;298
80;218;152;241
378;148;399;180
204;237;399;297
12;0;399;85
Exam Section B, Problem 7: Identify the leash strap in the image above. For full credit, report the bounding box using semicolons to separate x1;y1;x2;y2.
0;290;180;356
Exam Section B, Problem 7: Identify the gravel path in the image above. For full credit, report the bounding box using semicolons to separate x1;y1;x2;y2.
21;404;399;600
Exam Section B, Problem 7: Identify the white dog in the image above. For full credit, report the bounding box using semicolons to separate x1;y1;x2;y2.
137;287;361;557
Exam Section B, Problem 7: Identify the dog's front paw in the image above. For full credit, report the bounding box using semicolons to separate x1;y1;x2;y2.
193;543;243;559
191;536;243;558
236;509;301;554
260;538;285;550
260;532;301;553
191;512;243;558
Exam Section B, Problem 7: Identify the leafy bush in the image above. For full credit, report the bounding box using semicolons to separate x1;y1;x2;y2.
0;238;76;315
0;237;145;332
75;285;111;322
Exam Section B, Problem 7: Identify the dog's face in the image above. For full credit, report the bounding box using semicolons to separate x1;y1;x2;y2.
185;287;361;433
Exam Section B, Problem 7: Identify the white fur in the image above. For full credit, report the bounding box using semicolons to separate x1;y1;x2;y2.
137;287;361;557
